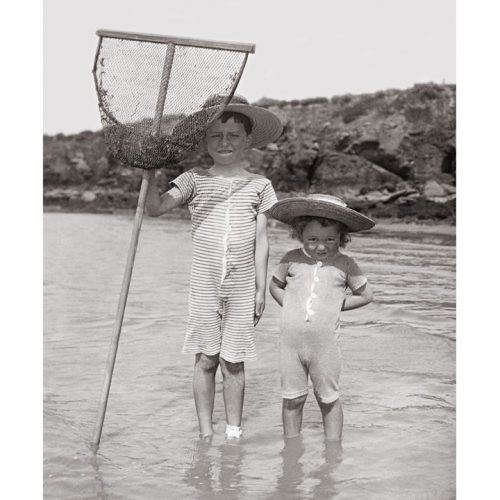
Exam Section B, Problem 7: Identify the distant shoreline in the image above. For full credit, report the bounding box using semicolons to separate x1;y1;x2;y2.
44;83;456;227
43;205;456;239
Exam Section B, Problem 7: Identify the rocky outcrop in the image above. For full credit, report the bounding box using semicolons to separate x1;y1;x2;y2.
44;83;456;222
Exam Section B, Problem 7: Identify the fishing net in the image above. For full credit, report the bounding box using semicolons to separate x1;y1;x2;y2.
92;30;253;169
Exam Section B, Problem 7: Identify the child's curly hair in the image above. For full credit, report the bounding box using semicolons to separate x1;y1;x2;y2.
289;216;351;247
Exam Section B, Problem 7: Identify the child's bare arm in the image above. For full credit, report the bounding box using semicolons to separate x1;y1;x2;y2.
146;173;184;216
254;213;269;324
269;279;285;307
342;282;373;311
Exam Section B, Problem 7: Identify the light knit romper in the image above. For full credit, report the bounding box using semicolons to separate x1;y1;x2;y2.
272;248;367;403
172;168;277;363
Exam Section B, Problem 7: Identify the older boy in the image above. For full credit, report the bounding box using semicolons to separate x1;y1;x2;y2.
146;95;282;439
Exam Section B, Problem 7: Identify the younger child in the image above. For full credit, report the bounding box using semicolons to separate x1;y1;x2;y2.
145;95;282;440
269;194;375;441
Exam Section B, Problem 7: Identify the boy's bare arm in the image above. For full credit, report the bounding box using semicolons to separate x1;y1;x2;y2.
342;282;373;311
269;279;285;307
145;173;184;216
254;213;269;324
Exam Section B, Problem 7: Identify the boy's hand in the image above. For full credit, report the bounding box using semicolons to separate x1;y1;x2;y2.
254;290;266;326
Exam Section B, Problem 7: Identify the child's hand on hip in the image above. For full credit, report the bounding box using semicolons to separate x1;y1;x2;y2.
254;290;266;326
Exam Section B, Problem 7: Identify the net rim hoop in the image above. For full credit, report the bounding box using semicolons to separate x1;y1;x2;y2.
96;29;256;54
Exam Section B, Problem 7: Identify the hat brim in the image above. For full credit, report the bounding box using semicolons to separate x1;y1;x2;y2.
270;197;375;232
173;103;283;148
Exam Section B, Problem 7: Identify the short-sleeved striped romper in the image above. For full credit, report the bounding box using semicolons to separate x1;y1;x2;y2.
171;168;277;362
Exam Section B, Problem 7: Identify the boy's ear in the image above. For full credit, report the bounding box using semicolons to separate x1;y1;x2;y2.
246;134;253;146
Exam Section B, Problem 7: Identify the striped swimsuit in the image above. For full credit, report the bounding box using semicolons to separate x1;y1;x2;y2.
171;168;277;362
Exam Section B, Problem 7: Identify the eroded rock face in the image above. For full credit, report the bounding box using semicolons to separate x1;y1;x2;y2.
43;83;455;221
309;152;402;195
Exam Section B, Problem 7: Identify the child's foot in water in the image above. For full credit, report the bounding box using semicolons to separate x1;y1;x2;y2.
199;432;214;442
225;424;243;439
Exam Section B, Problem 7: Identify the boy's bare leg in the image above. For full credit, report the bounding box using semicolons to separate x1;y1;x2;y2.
219;358;245;427
316;396;343;441
282;395;308;438
193;353;220;436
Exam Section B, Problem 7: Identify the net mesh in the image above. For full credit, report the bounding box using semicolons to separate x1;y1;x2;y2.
93;36;249;169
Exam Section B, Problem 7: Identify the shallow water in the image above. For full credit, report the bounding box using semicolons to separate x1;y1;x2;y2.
44;213;455;499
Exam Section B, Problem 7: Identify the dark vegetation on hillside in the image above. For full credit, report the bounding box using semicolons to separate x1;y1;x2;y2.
44;83;456;222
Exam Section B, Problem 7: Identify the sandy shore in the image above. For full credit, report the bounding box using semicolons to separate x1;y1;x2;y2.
369;219;455;236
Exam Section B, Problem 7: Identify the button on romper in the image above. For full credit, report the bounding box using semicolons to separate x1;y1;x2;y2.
172;168;277;363
273;248;367;403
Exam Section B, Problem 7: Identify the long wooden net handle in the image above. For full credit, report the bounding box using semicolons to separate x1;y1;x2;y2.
91;43;176;453
91;168;153;452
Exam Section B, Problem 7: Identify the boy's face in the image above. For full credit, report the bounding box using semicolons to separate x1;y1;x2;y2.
205;117;251;166
301;220;341;260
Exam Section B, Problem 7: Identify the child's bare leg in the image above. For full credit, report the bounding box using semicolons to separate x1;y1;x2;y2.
219;357;245;427
193;353;220;436
282;395;307;438
316;396;343;441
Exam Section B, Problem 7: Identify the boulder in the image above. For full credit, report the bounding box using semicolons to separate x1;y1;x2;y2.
81;191;97;203
441;183;456;194
70;151;91;173
423;180;447;197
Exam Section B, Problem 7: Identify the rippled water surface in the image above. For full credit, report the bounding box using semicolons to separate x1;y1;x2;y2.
44;213;455;499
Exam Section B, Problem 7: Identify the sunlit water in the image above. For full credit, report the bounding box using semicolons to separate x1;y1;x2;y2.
44;213;455;499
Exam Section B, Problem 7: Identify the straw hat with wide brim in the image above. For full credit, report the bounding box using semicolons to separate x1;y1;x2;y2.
173;94;283;148
270;194;376;232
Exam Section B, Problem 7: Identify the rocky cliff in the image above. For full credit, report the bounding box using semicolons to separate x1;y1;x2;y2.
43;83;456;222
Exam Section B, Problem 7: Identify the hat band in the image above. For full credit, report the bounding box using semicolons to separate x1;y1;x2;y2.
307;195;347;208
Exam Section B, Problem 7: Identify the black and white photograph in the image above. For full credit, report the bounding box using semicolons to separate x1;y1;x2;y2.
9;0;495;497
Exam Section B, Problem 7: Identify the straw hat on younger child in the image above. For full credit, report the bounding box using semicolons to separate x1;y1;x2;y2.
270;194;376;232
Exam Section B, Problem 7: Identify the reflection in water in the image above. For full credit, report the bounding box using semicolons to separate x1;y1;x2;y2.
311;440;343;499
88;452;107;500
271;437;343;499
184;437;245;499
218;441;245;499
44;214;455;498
273;436;305;499
184;437;216;498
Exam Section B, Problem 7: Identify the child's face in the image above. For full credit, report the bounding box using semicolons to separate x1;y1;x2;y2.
301;220;341;260
206;117;251;166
